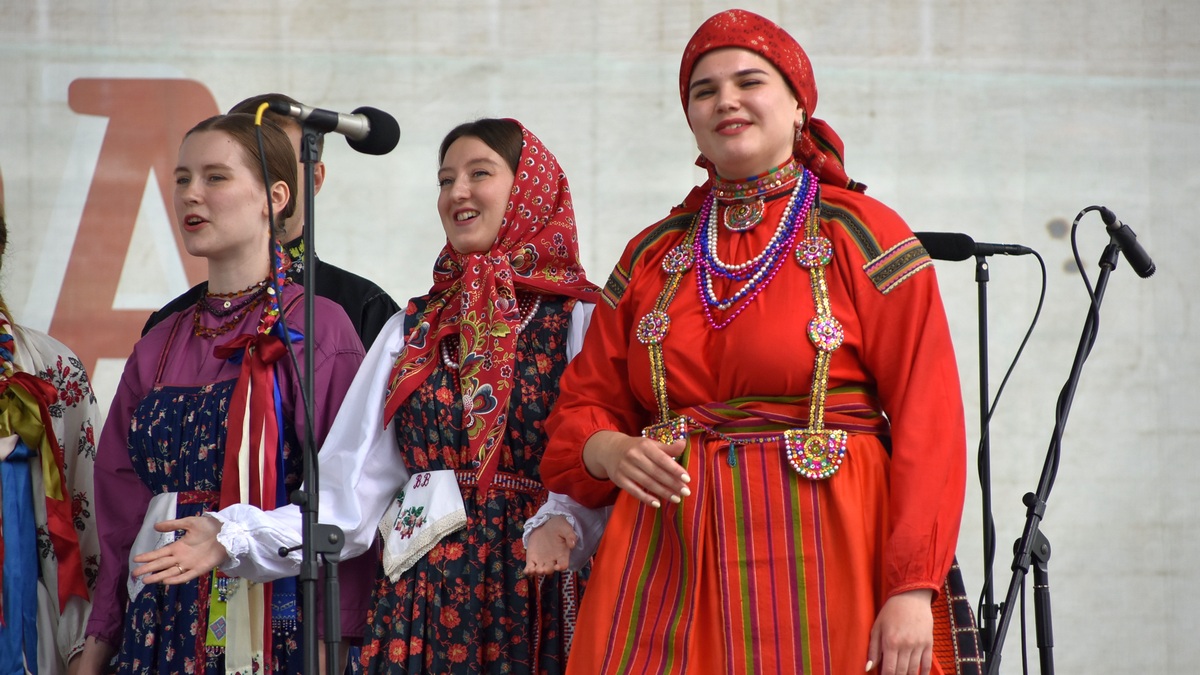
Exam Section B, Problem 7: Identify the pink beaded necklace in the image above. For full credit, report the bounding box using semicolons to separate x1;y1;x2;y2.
694;167;818;329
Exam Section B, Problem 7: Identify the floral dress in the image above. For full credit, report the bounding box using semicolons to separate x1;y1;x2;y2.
360;295;584;675
117;315;306;675
0;318;99;674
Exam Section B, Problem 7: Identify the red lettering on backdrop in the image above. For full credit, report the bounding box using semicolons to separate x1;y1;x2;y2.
51;79;217;374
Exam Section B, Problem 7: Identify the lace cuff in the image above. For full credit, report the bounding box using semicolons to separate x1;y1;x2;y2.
209;511;249;572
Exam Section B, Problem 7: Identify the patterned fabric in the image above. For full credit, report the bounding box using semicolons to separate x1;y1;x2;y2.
117;313;305;675
0;311;99;673
561;398;976;675
541;184;971;673
934;562;984;675
382;121;599;493
865;236;934;295
0;313;89;614
88;282;365;672
362;297;584;675
678;9;859;192
118;382;303;675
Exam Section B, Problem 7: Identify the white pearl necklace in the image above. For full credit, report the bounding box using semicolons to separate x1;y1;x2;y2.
440;295;543;370
704;179;803;274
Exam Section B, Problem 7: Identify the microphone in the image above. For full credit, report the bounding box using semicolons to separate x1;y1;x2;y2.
268;100;400;155
1098;207;1156;278
916;231;1034;261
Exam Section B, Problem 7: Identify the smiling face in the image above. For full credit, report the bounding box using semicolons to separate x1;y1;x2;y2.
686;47;804;179
437;135;517;254
173;129;280;271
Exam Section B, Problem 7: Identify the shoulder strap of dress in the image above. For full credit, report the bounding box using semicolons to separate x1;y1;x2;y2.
154;308;191;383
282;289;305;317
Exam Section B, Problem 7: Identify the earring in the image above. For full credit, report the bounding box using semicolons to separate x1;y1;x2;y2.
794;126;803;142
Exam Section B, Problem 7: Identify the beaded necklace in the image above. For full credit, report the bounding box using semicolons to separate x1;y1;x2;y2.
635;181;850;480
194;289;267;336
205;279;270;316
695;167;817;329
439;294;543;371
0;308;16;378
195;240;288;340
712;159;803;232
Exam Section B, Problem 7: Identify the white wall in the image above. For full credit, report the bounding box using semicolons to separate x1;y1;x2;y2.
2;1;1196;671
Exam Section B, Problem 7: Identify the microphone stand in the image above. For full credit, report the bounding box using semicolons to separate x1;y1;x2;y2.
974;254;999;663
986;242;1121;674
288;124;346;675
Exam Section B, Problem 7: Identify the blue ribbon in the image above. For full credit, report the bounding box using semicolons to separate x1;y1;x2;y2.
1;440;41;675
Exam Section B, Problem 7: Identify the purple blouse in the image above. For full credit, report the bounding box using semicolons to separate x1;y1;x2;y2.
86;284;368;647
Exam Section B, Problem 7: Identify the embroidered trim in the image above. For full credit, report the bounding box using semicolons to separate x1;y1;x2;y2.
864;236;933;295
635;182;849;481
601;213;693;308
454;470;544;495
820;202;881;261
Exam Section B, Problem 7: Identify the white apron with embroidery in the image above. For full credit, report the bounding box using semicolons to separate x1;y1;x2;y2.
378;469;467;581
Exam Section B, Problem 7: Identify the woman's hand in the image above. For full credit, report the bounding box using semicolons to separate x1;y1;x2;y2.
523;515;577;576
130;514;229;585
582;430;690;508
866;588;935;675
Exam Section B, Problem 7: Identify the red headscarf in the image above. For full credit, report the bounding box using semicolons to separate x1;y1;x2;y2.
679;8;860;192
382;120;600;491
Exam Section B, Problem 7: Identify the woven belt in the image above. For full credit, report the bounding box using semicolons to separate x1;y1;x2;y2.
454;470;543;495
177;489;220;507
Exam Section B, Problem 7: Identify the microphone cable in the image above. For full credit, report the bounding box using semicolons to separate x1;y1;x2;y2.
1040;204;1108;494
252;103;320;510
968;243;1048;659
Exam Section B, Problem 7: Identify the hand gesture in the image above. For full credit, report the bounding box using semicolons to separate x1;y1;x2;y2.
583;430;691;508
130;514;229;585
523;514;577;576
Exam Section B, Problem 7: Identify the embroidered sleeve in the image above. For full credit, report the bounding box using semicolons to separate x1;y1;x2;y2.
602;213;694;308
863;236;933;295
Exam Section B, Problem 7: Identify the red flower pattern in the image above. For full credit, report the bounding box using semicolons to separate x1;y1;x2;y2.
362;298;587;674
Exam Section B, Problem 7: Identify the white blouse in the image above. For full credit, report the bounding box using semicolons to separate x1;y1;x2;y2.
212;301;606;581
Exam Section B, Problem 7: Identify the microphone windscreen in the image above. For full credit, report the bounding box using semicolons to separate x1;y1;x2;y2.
916;231;976;262
348;106;401;155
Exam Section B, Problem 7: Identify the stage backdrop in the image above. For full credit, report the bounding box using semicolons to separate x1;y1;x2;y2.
2;1;1196;672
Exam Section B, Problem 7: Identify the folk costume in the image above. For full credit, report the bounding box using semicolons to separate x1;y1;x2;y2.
0;308;98;674
213;121;602;675
142;233;401;351
87;256;365;675
541;10;980;675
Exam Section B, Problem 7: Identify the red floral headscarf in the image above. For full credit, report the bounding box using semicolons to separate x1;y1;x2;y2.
382;120;599;491
679;8;860;191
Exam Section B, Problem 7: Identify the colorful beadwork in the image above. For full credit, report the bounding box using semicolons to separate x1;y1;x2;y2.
193;282;269;339
784;429;848;480
713;160;804;233
636;310;671;345
642;416;689;445
796;236;834;268
661;245;694;274
695;168;818;329
807;316;845;352
723;200;764;232
712;159;803;202
259;239;288;336
635;173;850;482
